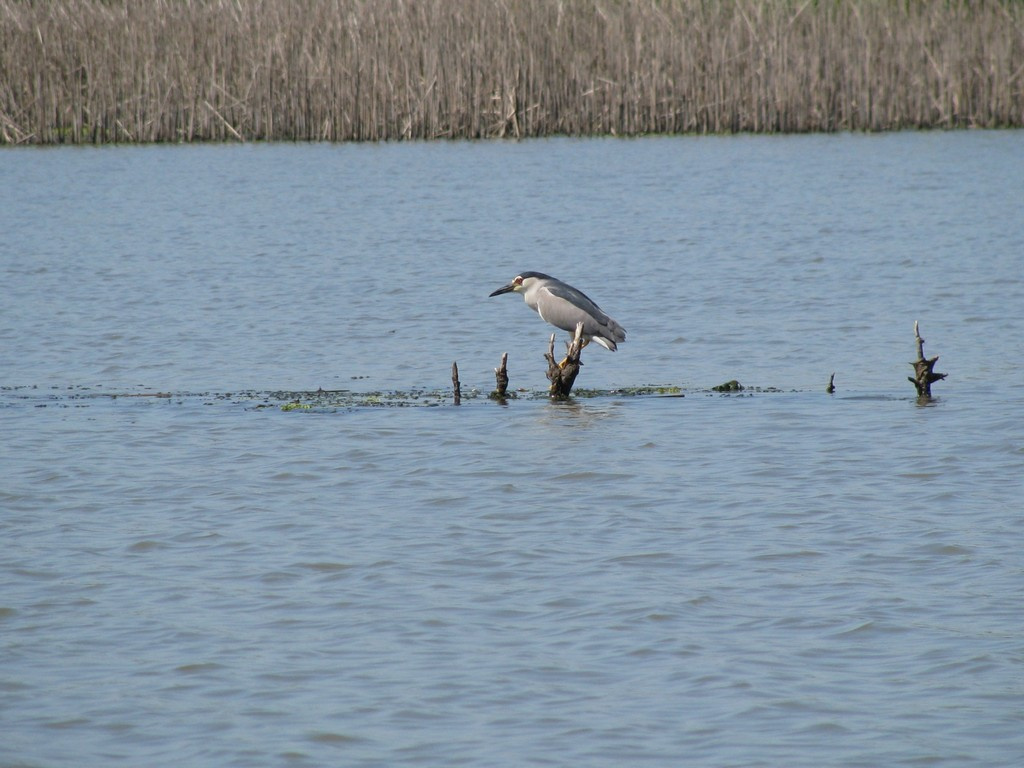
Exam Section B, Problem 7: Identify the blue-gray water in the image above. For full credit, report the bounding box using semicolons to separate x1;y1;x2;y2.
2;133;1023;767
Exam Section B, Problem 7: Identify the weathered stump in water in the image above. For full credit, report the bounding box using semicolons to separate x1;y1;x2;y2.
545;322;585;399
908;321;946;399
492;352;509;398
451;361;461;405
826;372;836;394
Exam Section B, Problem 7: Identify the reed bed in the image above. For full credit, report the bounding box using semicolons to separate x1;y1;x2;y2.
1;0;1022;144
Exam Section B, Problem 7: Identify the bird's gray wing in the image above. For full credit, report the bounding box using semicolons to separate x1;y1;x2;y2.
544;282;609;321
541;282;619;336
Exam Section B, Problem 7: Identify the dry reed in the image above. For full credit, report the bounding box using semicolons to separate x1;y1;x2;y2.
1;0;1022;144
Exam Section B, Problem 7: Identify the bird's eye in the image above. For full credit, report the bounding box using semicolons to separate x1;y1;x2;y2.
514;276;523;286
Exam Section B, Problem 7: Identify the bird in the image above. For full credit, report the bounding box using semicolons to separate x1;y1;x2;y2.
488;271;626;352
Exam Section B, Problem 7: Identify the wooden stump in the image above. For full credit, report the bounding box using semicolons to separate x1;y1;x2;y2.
545;322;585;399
451;361;461;405
908;321;946;399
491;352;509;400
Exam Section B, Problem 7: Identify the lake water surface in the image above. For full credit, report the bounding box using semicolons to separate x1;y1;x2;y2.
2;133;1024;767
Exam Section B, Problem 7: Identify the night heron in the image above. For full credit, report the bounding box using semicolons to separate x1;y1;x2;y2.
489;272;626;351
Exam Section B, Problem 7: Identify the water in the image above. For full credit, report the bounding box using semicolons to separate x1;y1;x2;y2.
2;133;1024;767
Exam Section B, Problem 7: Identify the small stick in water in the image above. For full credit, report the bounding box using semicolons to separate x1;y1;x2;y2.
452;361;461;405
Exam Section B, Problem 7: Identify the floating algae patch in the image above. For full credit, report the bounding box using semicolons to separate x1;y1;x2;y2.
616;385;685;397
268;387;459;411
2;382;800;413
271;384;689;410
566;385;685;399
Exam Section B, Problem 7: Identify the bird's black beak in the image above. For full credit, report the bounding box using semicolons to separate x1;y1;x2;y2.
489;283;515;297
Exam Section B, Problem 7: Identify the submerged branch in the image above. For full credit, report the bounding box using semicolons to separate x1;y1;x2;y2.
908;321;947;400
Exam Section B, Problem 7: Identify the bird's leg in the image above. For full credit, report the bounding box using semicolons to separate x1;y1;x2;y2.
558;337;588;368
557;337;572;368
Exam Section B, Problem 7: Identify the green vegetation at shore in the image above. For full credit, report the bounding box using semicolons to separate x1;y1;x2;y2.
2;0;1021;144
